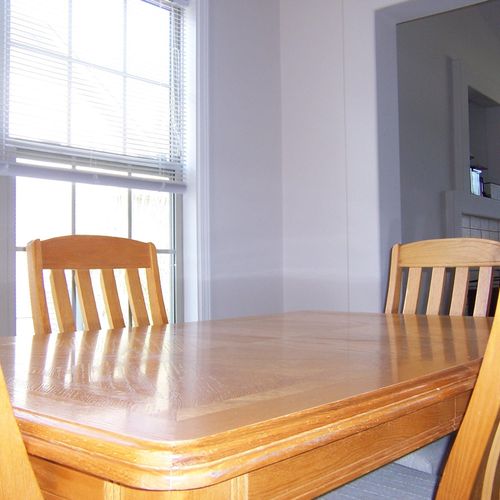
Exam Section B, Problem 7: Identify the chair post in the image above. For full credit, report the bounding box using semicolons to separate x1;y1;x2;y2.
27;239;51;335
436;300;500;498
385;244;402;314
0;367;43;498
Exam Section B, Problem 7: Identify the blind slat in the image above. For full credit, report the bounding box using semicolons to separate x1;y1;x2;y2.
1;0;186;192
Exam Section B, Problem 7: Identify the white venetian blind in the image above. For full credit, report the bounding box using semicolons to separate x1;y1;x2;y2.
0;0;187;192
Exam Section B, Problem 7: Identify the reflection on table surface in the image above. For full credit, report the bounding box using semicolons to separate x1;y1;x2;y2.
0;311;489;442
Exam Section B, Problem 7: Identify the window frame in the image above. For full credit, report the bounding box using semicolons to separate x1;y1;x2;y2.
0;0;191;336
0;177;16;337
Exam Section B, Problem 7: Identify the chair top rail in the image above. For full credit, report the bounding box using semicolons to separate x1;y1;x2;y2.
34;235;153;269
397;238;500;268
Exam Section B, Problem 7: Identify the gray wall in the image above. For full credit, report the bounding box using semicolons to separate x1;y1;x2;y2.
397;4;500;242
486;107;500;183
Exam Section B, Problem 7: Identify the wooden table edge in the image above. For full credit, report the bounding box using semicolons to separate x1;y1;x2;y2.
18;361;480;491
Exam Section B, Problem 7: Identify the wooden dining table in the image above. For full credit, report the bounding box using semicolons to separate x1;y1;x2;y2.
0;311;491;499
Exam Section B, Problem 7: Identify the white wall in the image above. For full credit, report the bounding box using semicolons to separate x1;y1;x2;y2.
280;0;348;312
397;4;500;242
205;0;485;319
278;0;403;313
208;0;283;319
278;0;481;313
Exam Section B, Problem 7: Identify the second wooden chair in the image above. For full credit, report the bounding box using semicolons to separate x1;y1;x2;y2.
385;237;500;316
321;239;500;499
384;237;500;485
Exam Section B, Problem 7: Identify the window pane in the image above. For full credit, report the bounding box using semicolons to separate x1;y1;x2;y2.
72;0;123;71
131;190;172;249
127;0;170;83
126;79;170;159
75;184;128;236
9;48;68;143
71;64;123;153
16;177;72;246
11;0;68;54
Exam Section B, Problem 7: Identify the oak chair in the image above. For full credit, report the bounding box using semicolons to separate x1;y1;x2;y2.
27;235;168;335
385;238;500;481
322;292;500;499
0;363;43;499
385;237;500;316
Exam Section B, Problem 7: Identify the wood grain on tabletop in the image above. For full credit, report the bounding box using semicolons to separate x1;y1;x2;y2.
0;311;490;491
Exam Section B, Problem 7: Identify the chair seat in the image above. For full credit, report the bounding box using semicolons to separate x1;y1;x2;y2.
317;463;439;500
394;434;453;475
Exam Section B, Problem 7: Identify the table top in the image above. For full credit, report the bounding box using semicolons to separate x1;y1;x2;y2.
0;311;491;490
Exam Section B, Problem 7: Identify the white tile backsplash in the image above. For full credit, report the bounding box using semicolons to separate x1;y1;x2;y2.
471;216;482;229
463;215;500;241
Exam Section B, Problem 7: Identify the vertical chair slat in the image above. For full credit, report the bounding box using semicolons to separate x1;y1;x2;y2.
403;267;422;314
426;267;446;315
473;267;493;317
75;270;101;331
50;270;75;333
449;267;469;316
126;268;150;326
101;269;125;328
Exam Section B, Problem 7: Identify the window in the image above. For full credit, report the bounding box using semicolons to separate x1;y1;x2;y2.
2;0;187;188
0;0;189;335
15;178;179;335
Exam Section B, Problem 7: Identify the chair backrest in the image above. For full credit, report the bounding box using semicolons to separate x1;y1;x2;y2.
0;364;43;499
27;235;168;335
436;299;500;499
385;238;500;316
